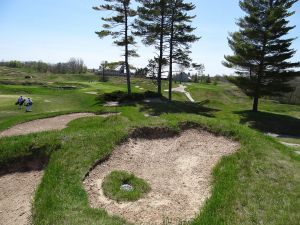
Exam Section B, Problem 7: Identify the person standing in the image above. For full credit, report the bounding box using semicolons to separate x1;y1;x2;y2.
25;98;33;112
16;96;24;110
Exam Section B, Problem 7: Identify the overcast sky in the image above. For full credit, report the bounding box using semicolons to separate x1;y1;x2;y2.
0;0;299;75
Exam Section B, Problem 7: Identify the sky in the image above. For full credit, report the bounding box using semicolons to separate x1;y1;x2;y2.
0;0;299;75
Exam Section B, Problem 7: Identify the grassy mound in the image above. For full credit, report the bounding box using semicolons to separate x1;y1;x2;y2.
102;170;151;202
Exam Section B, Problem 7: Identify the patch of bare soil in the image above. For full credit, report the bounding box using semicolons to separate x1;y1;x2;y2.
0;159;44;225
84;129;239;224
0;113;117;138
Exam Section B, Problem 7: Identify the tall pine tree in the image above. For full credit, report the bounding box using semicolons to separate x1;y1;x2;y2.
167;0;199;100
93;0;137;95
134;0;170;96
224;0;300;112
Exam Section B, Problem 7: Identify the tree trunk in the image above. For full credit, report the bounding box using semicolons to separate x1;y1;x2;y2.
124;4;131;95
252;96;259;112
157;2;165;96
168;5;175;101
252;34;266;113
102;66;105;82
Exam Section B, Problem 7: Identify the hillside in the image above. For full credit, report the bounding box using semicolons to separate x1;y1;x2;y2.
271;77;300;105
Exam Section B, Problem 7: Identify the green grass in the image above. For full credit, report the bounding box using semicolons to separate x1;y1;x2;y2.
0;67;300;225
102;170;151;202
186;82;300;127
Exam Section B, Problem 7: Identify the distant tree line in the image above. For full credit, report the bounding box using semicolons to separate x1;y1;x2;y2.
0;58;87;74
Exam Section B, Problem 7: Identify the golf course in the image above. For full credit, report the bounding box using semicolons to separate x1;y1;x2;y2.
0;66;299;225
1;0;300;224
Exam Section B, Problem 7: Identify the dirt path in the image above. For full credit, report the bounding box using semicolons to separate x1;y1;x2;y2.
0;170;43;225
165;84;195;102
0;113;116;138
84;129;239;224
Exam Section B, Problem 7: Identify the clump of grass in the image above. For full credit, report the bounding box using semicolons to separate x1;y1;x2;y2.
102;170;151;202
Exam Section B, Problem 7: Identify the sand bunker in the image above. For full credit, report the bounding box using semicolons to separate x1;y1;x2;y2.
0;113;117;138
0;113;119;224
104;102;120;107
0;171;43;225
0;158;46;225
165;84;195;102
84;129;239;224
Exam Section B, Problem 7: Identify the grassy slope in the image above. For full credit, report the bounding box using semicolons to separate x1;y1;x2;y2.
187;82;300;121
0;67;299;225
187;82;300;140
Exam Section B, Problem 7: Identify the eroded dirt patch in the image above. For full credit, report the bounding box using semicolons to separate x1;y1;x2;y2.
84;129;239;224
0;113;118;138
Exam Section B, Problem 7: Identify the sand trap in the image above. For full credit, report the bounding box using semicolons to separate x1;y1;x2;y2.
0;113;117;138
84;129;239;224
104;102;120;107
0;171;43;225
0;113;118;224
164;85;195;102
0;158;46;225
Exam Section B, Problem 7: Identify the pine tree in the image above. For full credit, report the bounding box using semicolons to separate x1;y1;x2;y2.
93;0;137;95
223;0;300;112
134;0;170;96
167;0;199;100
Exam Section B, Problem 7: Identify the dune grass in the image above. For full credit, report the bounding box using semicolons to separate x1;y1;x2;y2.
0;67;300;224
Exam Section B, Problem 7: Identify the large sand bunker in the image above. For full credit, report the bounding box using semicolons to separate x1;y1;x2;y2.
84;129;240;224
0;113;117;138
